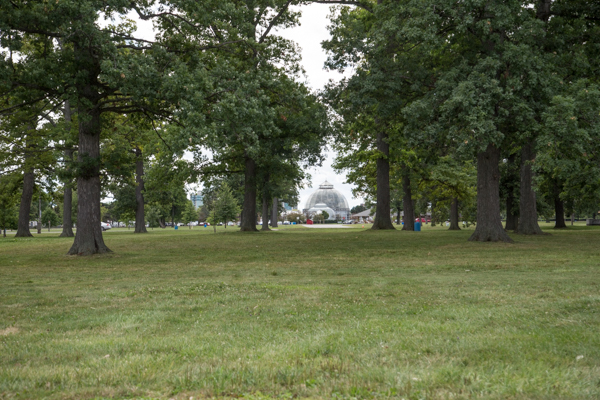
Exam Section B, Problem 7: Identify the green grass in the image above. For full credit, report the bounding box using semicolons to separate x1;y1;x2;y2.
1;223;599;399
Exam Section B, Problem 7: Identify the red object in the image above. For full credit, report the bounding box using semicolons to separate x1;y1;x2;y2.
306;219;313;225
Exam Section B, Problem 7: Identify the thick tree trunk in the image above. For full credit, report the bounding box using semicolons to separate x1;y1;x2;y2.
67;105;111;255
271;197;278;228
449;197;461;230
504;153;518;231
517;141;544;235
469;144;512;242
553;181;566;229
240;156;258;232
401;172;414;231
372;131;395;230
60;101;75;237
15;169;34;238
134;147;147;233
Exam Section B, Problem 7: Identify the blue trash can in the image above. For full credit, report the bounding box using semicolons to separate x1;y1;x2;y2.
415;221;421;231
174;225;178;230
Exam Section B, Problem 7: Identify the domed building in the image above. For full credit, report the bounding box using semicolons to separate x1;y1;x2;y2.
303;181;350;220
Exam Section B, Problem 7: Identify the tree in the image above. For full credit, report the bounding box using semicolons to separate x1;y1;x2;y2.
351;205;366;214
214;183;241;229
181;201;198;229
0;0;227;254
41;207;60;229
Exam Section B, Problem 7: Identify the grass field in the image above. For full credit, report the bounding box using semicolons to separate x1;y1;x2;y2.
1;223;599;399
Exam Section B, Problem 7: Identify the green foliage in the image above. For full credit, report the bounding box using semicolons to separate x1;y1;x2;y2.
41;207;60;227
181;201;198;226
350;205;366;214
0;173;21;232
213;182;241;226
286;212;305;223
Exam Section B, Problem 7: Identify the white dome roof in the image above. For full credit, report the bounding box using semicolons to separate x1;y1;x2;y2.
305;181;349;211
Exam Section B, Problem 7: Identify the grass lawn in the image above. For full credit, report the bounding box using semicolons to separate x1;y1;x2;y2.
1;223;599;399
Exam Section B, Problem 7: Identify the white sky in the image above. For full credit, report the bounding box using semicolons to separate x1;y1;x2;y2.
122;4;363;209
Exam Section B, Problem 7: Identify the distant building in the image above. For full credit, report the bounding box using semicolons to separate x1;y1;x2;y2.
190;194;203;209
303;180;350;220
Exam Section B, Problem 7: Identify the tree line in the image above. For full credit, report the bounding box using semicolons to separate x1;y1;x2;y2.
1;0;599;254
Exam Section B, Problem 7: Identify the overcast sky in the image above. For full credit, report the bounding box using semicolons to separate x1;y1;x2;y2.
123;4;363;209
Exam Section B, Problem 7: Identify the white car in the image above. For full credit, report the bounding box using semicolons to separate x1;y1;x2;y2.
101;222;112;231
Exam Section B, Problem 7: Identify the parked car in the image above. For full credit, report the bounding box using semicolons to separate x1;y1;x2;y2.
227;221;235;226
282;221;290;225
101;222;112;231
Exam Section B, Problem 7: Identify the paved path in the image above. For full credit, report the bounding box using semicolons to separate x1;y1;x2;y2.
302;224;349;229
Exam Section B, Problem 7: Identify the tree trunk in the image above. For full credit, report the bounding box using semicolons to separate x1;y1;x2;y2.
240;156;258;232
159;218;166;228
134;147;147;233
271;197;278;228
449;197;461;230
15;168;34;238
396;207;401;225
504;153;518;231
60;101;75;237
401;172;414;231
553;181;566;229
469;144;512;242
372;131;395;230
261;175;271;231
430;200;436;227
36;194;42;234
571;213;574;226
67;104;111;255
60;149;75;237
505;194;518;231
517;141;543;235
261;194;270;231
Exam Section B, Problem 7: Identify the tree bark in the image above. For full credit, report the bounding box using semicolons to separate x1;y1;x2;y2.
517;141;544;235
67;103;111;255
36;196;41;234
134;147;147;233
553;181;566;229
396;207;401;225
60;101;75;237
261;174;271;231
271;197;278;228
240;156;258;232
60;149;75;237
15;168;34;238
505;194;518;231
372;131;395;230
261;193;270;231
449;197;461;230
401;172;414;231
504;153;518;231
469;144;513;242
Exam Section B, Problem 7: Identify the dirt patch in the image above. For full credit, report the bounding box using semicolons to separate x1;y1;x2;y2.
0;327;19;336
